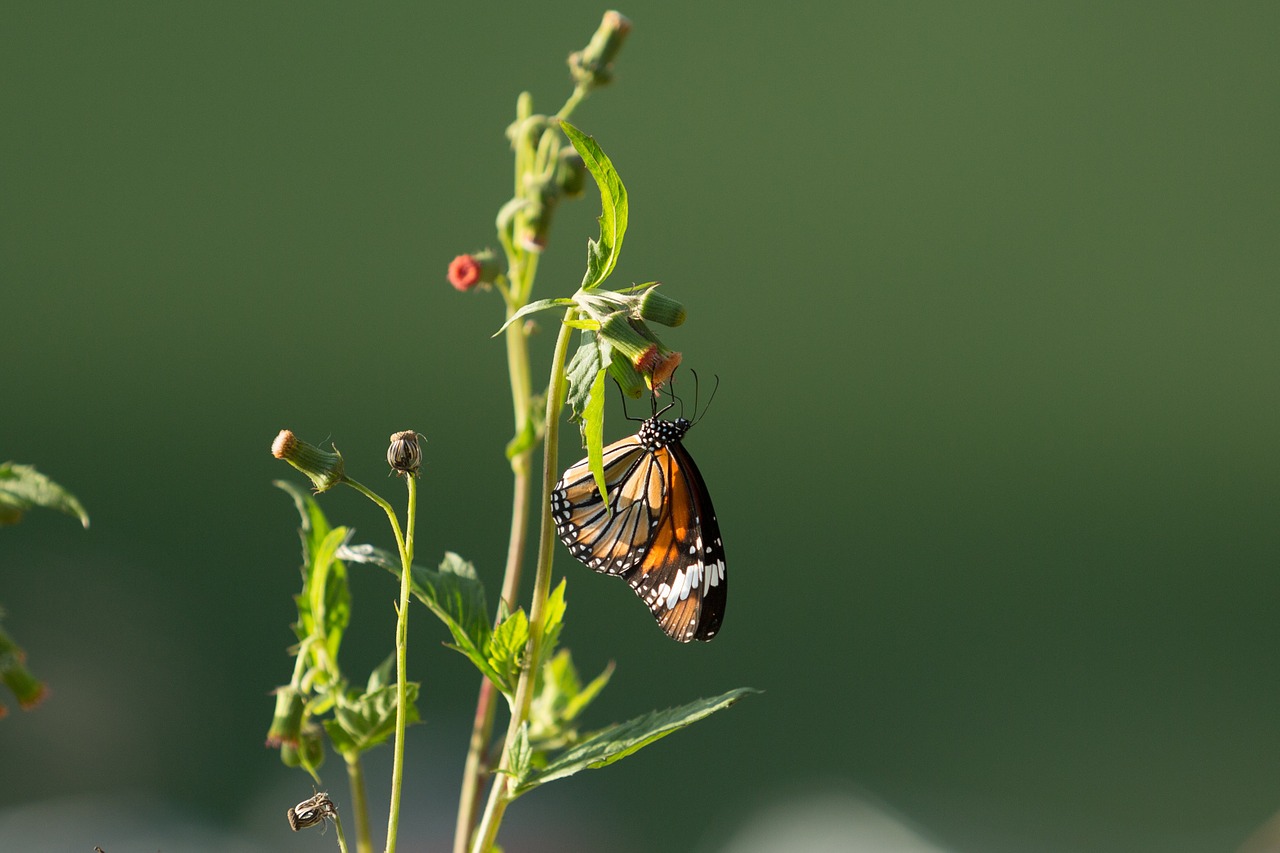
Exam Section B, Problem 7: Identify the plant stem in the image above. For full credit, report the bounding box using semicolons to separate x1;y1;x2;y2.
470;310;576;853
454;85;589;853
344;751;374;853
384;474;417;853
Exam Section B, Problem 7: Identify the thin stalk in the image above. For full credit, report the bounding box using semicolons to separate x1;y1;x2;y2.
470;310;576;853
343;752;374;853
454;86;588;853
332;811;351;853
384;475;417;853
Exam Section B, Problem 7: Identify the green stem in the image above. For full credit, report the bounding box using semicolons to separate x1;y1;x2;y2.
384;475;417;853
471;309;576;853
344;752;374;853
331;811;351;853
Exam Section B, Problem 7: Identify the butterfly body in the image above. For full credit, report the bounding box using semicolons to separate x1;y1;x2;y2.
552;413;726;642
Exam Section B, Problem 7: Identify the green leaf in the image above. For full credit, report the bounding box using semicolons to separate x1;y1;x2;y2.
324;681;420;755
563;334;612;502
582;368;609;506
0;462;89;528
565;331;611;425
528;649;614;748
505;413;539;461
275;479;332;568
339;545;500;687
493;297;577;337
561;121;628;291
537;579;568;668
514;687;759;795
487;608;529;696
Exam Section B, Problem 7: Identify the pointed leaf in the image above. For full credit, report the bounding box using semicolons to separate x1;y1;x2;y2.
275;479;332;567
0;462;89;528
561;121;628;290
487;608;530;696
493;297;577;337
514;687;759;795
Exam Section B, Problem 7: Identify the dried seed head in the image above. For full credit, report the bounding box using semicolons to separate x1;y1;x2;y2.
387;430;423;478
287;792;337;832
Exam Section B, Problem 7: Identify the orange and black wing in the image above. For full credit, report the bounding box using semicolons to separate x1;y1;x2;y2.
623;442;726;642
551;435;668;575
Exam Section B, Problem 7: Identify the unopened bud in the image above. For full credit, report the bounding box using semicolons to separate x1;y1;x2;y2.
387;430;423;478
265;686;305;748
280;723;325;771
568;11;632;90
515;177;561;254
272;430;345;493
556;149;587;198
598;313;681;390
448;249;501;292
637;286;686;327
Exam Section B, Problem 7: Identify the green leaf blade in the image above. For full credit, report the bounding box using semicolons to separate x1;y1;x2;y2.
516;687;759;795
561;121;628;291
0;462;89;528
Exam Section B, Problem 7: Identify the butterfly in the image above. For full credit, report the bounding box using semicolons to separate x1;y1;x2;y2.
551;394;726;642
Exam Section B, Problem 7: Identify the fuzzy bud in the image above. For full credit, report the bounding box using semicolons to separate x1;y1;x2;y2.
637;286;686;327
598;313;682;390
265;686;305;748
387;430;423;478
272;430;345;493
569;11;632;90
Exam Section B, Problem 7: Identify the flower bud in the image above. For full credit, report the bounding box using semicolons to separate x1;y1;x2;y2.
387;430;423;478
448;249;501;292
556;148;587;198
568;11;632;90
265;686;305;748
607;350;648;398
598;313;682;390
272;430;345;493
280;723;325;771
515;178;561;254
637;286;686;327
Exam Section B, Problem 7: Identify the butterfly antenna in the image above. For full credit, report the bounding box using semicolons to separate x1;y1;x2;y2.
616;378;647;422
691;373;720;426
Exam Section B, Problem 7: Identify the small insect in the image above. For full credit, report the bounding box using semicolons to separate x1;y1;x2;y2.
287;791;338;832
551;379;726;642
387;430;423;478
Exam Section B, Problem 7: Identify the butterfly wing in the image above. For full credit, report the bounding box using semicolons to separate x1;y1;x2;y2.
624;441;727;642
551;434;668;575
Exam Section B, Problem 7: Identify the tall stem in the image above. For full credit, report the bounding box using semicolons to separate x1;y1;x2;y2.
385;476;417;853
344;752;374;853
471;310;576;853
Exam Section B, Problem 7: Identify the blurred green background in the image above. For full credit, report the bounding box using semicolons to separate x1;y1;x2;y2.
3;2;1278;851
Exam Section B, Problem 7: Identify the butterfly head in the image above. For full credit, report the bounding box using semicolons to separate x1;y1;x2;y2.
637;415;691;451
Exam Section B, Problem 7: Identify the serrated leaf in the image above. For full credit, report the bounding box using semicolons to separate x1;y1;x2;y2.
561;121;628;291
493;297;576;336
514;687;759;795
339;545;501;687
488;608;530;696
565;331;611;425
0;462;89;528
537;579;568;668
366;653;396;693
324;682;420;755
529;649;614;748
